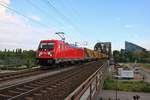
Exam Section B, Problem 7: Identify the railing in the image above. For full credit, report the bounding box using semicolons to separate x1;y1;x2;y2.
65;62;108;100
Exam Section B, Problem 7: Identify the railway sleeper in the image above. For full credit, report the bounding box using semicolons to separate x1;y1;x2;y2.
50;88;66;99
39;80;50;83
0;77;13;81
25;93;43;100
35;89;50;100
6;90;20;96
47;91;58;99
40;90;50;100
8;90;21;94
54;82;64;86
0;94;12;99
50;81;64;88
23;87;48;99
25;96;34;100
0;89;17;97
24;85;35;89
29;83;42;87
53;87;67;98
31;76;86;98
33;93;43;100
16;87;29;92
50;84;60;88
45;88;58;98
0;78;4;81
34;81;47;85
46;87;53;94
46;87;56;98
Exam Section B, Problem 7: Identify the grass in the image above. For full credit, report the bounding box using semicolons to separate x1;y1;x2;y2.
140;63;150;70
0;64;34;70
103;79;150;93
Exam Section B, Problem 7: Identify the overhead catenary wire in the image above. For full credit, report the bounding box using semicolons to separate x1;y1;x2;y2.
0;2;49;28
59;0;80;21
53;0;83;33
43;0;80;33
50;0;81;28
48;0;86;43
26;0;82;40
0;0;83;42
45;0;74;25
25;0;63;26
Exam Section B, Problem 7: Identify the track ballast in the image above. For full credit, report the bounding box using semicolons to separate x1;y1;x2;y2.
0;61;105;100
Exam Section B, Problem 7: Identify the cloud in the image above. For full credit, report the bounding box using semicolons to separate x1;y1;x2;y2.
0;0;55;50
30;16;41;22
0;0;10;17
0;0;10;16
0;0;25;25
0;0;81;50
124;24;133;28
0;24;52;49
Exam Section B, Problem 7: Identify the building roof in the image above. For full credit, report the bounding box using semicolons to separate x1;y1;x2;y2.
125;41;146;52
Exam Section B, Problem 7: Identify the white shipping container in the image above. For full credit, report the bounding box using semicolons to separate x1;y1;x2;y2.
120;70;134;78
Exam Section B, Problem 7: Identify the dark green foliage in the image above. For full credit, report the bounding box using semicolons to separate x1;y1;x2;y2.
113;50;150;63
0;49;36;70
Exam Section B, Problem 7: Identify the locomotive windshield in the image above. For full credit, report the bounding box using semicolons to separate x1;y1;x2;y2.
38;42;54;50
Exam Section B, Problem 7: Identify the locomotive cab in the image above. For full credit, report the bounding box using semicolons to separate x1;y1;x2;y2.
36;40;56;65
38;42;54;57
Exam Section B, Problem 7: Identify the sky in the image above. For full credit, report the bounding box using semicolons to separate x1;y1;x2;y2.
0;0;150;50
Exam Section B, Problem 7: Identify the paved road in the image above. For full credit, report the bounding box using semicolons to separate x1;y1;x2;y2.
140;69;150;83
97;90;150;100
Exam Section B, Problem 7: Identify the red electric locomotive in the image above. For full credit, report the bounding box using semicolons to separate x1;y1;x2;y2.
36;40;84;66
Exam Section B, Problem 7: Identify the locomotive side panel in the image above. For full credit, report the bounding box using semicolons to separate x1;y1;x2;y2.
36;39;108;68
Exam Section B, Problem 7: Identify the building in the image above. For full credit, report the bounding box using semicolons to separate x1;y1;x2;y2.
125;41;146;52
118;68;134;79
113;67;134;79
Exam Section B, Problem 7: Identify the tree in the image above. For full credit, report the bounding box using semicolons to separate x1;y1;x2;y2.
113;50;120;62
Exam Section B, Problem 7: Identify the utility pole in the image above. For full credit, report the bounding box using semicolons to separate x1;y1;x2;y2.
115;64;118;100
116;77;118;100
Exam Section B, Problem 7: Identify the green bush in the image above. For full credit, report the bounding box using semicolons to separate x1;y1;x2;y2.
103;79;150;92
0;49;36;70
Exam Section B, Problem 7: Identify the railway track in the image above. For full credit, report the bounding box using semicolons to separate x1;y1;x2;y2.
0;68;47;83
0;65;75;89
0;61;105;100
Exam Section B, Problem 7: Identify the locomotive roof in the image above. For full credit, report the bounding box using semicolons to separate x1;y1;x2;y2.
40;40;62;42
40;40;82;49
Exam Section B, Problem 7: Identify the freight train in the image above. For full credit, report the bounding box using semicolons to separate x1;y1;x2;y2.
36;39;107;68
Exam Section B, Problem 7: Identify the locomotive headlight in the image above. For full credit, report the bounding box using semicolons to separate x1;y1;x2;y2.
39;52;42;56
47;52;52;56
